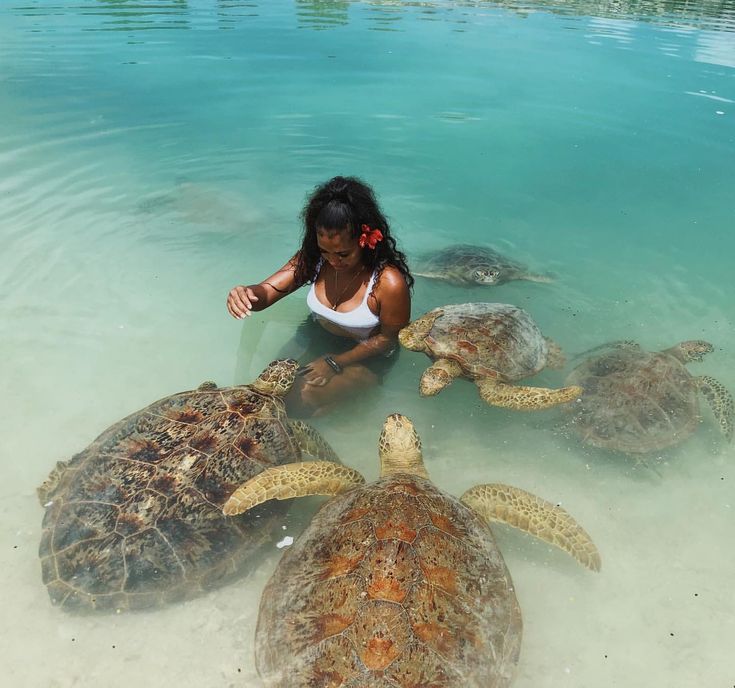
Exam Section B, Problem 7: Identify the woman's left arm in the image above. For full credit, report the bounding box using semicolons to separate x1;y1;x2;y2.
300;266;410;386
330;266;411;367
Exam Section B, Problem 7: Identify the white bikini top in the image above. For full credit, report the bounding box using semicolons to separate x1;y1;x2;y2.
306;261;381;340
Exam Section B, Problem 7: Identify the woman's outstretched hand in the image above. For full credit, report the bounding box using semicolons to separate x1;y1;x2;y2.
227;285;259;319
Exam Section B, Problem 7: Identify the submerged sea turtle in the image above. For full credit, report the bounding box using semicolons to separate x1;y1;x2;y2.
224;414;600;687
564;340;734;454
37;359;338;612
399;303;582;409
414;244;553;287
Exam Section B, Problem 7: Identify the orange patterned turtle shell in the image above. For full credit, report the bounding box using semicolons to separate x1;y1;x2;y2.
37;377;302;612
420;303;548;381
255;474;522;687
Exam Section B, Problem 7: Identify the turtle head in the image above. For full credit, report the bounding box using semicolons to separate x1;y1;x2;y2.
471;266;502;284
398;308;444;352
378;414;429;479
252;359;299;396
398;323;426;351
669;340;714;363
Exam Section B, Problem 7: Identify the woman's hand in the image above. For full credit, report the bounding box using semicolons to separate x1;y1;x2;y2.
227;285;259;319
300;356;339;387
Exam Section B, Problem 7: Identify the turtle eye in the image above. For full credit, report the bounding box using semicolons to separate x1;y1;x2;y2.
474;269;499;284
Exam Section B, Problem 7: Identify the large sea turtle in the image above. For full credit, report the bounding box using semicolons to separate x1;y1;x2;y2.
399;303;582;409
564;340;734;454
37;359;338;612
224;413;600;687
414;244;553;287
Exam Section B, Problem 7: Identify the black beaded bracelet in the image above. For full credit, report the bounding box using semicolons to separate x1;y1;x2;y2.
323;356;343;374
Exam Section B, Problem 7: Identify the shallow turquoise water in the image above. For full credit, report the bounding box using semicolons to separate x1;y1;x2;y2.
1;1;734;686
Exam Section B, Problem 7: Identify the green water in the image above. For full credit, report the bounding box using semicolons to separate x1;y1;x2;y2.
1;1;733;686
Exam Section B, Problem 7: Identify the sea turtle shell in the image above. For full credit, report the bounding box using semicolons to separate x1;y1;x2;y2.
415;244;553;286
419;302;549;381
38;364;312;612
255;474;521;687
565;342;703;453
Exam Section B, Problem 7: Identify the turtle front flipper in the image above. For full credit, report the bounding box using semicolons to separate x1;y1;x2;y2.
223;462;365;516
289;420;341;463
476;379;582;410
419;358;462;396
460;483;601;572
697;375;734;442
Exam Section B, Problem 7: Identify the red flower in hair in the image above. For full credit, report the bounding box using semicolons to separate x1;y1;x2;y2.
359;224;383;249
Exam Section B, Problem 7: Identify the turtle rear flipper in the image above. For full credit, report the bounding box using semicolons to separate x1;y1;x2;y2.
223;462;364;516
544;337;566;369
289;420;341;463
697;375;734;441
460;483;601;571
477;379;582;410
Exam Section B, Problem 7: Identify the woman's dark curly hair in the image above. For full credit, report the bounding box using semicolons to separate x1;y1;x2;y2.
291;175;413;291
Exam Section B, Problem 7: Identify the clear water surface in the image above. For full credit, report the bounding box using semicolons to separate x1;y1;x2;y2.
1;0;734;686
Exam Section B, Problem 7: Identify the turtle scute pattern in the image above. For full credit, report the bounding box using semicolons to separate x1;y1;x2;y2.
434;303;547;379
37;361;323;612
256;475;521;688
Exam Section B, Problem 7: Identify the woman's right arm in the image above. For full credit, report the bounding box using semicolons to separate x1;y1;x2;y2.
226;258;299;319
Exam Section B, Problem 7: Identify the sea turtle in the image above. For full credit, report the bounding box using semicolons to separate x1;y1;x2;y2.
223;413;600;687
414;244;553;287
564;340;734;454
399;303;582;409
37;359;338;612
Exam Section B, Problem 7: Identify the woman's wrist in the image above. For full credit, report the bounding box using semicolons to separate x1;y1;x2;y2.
323;355;343;374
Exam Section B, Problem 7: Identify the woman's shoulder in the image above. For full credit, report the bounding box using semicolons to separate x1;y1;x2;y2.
374;264;410;294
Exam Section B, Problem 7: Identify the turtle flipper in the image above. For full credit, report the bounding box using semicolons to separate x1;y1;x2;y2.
697;375;734;441
543;337;566;369
476;379;582;410
460;483;601;572
521;271;554;284
289;420;341;463
419;358;462;396
413;270;446;281
223;461;365;516
37;460;73;505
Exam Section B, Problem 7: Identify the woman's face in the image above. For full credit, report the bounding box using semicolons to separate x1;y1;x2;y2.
316;227;363;272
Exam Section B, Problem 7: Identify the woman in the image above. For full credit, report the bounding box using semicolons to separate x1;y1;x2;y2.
226;176;413;417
